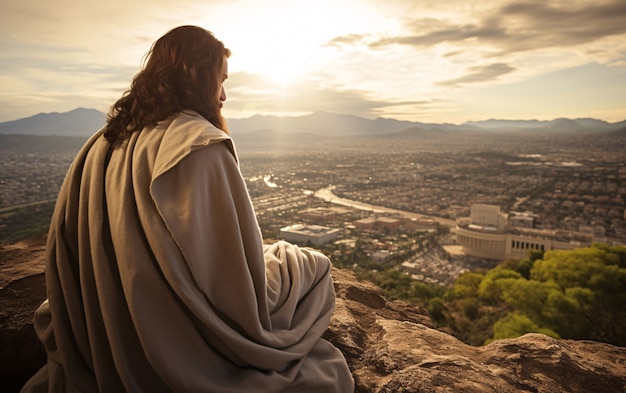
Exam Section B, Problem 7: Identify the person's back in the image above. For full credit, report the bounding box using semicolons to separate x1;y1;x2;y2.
20;25;354;393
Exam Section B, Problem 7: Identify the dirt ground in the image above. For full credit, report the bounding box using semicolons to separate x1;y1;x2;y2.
0;235;48;393
0;235;46;289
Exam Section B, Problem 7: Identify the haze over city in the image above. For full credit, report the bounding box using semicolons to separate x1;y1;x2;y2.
2;0;625;124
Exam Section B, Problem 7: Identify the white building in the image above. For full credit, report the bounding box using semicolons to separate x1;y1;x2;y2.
371;249;391;263
280;224;340;246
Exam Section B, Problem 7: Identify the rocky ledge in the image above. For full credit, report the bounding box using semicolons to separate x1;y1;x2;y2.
1;241;625;393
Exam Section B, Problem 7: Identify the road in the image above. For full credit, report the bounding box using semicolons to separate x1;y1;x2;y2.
314;186;457;228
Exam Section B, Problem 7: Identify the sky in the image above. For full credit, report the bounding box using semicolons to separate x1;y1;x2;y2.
1;0;625;124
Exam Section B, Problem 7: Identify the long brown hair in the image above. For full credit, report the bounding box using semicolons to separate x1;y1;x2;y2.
104;25;230;142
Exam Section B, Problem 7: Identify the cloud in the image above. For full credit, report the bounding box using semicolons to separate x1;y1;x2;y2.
369;0;626;54
224;71;429;118
371;22;504;48
437;63;516;87
326;34;369;47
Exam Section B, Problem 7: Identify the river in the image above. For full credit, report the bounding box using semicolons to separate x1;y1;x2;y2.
313;186;457;228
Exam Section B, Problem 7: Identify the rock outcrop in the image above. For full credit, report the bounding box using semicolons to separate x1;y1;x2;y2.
1;241;626;393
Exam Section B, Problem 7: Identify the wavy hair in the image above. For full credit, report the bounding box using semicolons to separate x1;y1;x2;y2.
104;25;230;142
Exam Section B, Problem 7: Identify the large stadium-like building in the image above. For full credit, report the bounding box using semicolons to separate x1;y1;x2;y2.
456;204;593;261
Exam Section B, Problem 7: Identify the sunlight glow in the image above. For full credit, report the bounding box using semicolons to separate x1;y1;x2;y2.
213;0;390;85
240;33;313;85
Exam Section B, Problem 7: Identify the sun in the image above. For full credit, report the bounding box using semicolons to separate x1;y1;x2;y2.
213;1;342;84
228;28;316;85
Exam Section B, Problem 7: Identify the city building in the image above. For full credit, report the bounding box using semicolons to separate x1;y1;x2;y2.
456;204;593;261
299;207;337;222
371;249;391;263
279;224;340;246
354;216;402;232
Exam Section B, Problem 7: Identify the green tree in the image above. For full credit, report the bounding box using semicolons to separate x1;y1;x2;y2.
410;281;434;301
500;279;561;326
488;313;560;344
478;268;522;303
530;244;626;345
456;297;480;319
532;246;620;289
500;253;540;279
542;287;594;339
428;298;447;322
450;271;484;299
376;269;413;300
591;243;626;268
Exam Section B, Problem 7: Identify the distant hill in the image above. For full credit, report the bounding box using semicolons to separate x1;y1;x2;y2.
227;111;442;136
0;108;105;137
462;117;619;134
0;134;88;151
382;126;459;140
1;108;624;137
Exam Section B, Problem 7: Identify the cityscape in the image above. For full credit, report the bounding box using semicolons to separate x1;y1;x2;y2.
1;126;625;286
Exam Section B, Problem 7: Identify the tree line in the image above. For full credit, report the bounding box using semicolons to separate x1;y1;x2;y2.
361;243;626;346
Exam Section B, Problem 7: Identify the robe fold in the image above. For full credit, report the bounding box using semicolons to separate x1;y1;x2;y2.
21;111;354;392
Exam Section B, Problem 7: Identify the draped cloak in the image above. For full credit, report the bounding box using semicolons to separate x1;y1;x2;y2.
21;111;354;392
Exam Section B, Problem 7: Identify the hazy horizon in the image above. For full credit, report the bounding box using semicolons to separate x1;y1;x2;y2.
2;107;625;126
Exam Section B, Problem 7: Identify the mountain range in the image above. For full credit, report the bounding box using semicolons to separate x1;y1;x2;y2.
1;107;625;138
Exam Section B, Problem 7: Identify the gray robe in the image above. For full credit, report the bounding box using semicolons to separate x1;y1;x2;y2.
21;111;354;392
